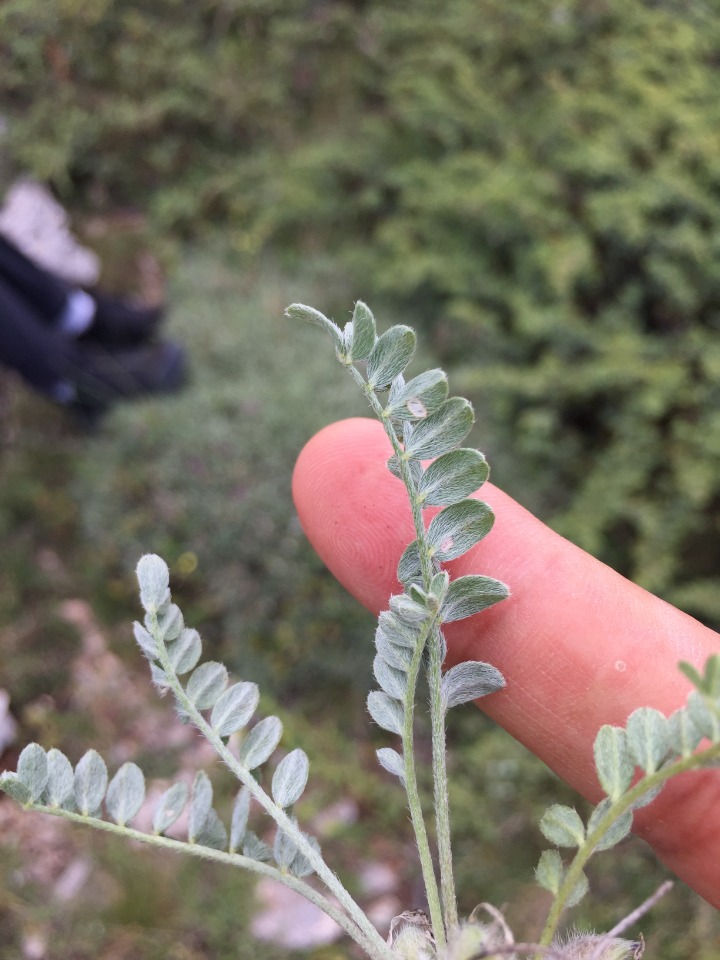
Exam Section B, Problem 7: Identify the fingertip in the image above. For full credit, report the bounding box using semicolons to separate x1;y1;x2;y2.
292;418;411;610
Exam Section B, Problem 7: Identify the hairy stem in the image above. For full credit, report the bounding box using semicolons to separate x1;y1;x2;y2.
353;365;456;944
151;615;392;960
400;610;447;950
27;802;379;954
344;365;447;947
427;622;458;931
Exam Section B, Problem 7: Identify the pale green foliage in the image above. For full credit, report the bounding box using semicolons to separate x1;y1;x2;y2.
290;300;720;955
153;782;188;835
106;762;145;827
0;555;336;902
536;652;720;943
290;297;512;947
440;663;505;712
1;304;720;959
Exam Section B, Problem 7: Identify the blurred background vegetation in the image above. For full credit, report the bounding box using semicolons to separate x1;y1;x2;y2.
1;0;719;957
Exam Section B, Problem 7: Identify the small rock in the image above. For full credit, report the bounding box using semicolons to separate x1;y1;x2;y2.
0;689;17;755
53;857;91;903
358;860;399;897
21;931;46;960
251;878;343;949
366;894;402;934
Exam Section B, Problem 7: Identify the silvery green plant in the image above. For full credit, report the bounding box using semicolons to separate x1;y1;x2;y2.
2;301;720;960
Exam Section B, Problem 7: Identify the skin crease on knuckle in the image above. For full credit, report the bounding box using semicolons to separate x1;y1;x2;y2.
292;417;720;909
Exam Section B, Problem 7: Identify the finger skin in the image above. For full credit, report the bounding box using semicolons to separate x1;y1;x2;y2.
293;418;720;907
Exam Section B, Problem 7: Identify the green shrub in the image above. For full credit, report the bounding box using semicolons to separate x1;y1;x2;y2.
253;0;720;627
5;0;719;625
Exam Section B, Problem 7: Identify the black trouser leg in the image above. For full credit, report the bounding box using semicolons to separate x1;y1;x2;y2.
0;235;69;321
0;276;79;398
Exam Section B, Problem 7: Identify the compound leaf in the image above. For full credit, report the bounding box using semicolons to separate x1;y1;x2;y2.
286;303;342;349
587;798;633;851
626;707;670;774
45;749;75;808
186;661;228;710
417;448;490;507
239;716;283;770
189;770;213;842
427;499;494;561
367;691;404;735
74;750;108;816
535;849;564;894
211;681;259;736
230;786;251;853
167;628;202;675
136;554;170;612
348;301;377;360
153;781;188;835
106;762;145;827
272;749;310;809
440;575;509;622
540;804;585;848
594;725;633;801
17;743;48;801
367;326;416;390
376;747;405;780
385;368;448;420
404;397;474;460
441;661;505;710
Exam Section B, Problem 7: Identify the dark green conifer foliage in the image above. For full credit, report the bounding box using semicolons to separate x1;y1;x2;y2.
3;0;718;624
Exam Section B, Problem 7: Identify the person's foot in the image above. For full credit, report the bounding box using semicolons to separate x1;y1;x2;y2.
81;292;165;346
68;339;187;419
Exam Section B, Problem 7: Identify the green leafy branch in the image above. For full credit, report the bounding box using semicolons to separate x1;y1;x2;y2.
535;654;720;950
1;555;392;960
2;300;719;960
288;301;510;949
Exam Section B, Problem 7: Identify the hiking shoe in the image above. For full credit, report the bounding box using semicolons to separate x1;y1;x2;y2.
68;339;187;415
81;292;165;346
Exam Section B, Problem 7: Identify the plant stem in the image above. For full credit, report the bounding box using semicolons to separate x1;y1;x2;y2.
346;365;449;947
27;802;380;955
538;740;720;950
602;879;673;940
152;616;392;960
377;386;457;934
400;610;447;951
427;621;458;931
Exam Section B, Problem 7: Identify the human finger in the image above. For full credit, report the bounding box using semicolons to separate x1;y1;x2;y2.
293;417;720;907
